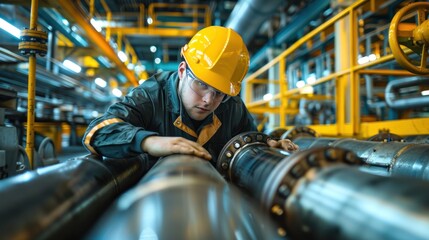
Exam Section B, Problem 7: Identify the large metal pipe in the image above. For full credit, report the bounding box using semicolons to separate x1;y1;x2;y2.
217;132;429;240
216;132;362;237
87;154;281;240
0;154;147;240
293;136;429;179
287;165;429;240
225;0;284;44
403;135;429;144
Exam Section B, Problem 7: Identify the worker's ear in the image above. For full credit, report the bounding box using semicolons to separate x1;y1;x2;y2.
178;61;186;80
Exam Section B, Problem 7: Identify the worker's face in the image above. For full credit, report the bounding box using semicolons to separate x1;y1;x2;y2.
178;62;226;121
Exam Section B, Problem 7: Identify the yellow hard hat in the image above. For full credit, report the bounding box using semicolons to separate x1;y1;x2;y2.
181;26;249;96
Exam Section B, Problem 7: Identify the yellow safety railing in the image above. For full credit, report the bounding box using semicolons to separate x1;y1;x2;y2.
244;0;429;138
148;3;211;31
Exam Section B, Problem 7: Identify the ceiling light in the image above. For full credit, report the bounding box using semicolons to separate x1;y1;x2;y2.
63;59;81;73
147;17;153;25
112;88;122;97
422;90;429;96
90;18;102;32
117;51;128;62
95;77;107;88
154;58;161;64
263;93;273;101
296;80;305;88
127;63;135;70
306;73;316;84
150;46;157;53
0;17;21;39
62;19;69;26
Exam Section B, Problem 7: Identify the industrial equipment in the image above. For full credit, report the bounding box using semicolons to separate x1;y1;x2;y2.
389;1;429;75
280;126;429;179
217;131;429;240
87;154;281;240
0;85;29;179
0;154;147;240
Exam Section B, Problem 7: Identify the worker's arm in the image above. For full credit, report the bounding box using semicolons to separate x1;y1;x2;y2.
83;87;158;158
141;136;212;161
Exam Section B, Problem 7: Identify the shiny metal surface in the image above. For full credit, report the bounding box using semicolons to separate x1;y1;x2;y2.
404;135;429;144
0;155;146;240
280;126;318;141
88;154;281;240
292;136;338;150
287;165;429;240
217;132;362;237
219;132;429;240
294;136;429;180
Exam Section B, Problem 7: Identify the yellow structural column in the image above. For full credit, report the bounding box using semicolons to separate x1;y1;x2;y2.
279;58;287;128
25;0;40;169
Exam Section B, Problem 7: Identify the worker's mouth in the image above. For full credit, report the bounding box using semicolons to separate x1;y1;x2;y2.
196;107;210;112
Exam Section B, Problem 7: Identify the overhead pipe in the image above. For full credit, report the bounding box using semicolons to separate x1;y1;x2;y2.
57;0;139;86
385;77;429;109
87;154;280;240
0;154;147;240
224;0;285;44
217;132;429;240
249;0;330;70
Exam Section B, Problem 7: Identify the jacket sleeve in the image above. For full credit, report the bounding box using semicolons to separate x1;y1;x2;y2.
82;87;158;158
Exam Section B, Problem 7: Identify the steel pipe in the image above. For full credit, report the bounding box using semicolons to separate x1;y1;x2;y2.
87;154;280;240
216;132;362;237
218;132;429;240
385;77;429;109
0;154;147;240
287;165;429;240
404;135;429;144
293;136;429;179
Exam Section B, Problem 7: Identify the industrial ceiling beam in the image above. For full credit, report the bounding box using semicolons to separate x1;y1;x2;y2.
56;0;139;86
108;28;198;38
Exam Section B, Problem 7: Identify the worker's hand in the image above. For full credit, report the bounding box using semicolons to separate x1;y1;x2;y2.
141;136;212;161
267;139;299;152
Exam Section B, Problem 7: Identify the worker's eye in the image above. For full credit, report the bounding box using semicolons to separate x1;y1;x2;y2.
214;90;224;97
195;80;209;90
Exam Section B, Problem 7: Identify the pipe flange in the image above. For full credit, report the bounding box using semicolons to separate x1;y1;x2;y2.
264;128;288;140
217;131;270;178
261;147;361;234
19;28;48;56
367;131;404;142
280;126;318;141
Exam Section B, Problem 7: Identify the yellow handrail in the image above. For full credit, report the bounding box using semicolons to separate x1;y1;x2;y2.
244;0;429;138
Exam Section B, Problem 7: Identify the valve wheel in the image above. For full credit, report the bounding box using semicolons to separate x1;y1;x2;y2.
389;2;429;74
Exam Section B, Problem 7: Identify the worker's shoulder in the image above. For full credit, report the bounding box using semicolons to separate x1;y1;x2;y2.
138;71;177;90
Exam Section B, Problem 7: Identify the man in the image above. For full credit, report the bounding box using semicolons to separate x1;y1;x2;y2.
83;26;298;166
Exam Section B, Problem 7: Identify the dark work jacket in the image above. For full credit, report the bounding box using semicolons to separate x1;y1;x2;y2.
83;71;256;166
